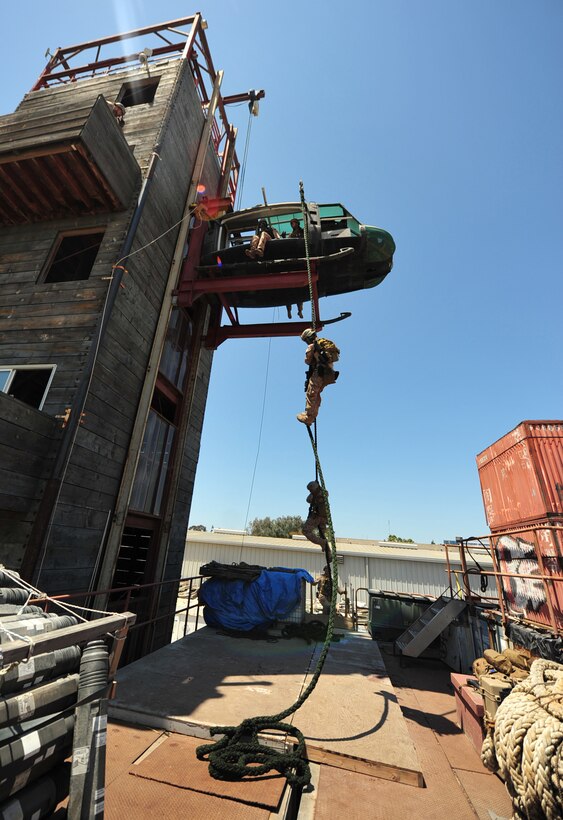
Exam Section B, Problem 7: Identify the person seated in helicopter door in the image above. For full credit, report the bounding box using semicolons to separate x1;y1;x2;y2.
288;218;304;238
245;219;280;259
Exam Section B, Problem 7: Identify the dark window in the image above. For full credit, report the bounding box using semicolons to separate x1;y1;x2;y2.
160;308;192;389
110;524;157;665
112;527;154;589
42;232;104;283
0;366;55;409
151;390;177;425
129;406;176;516
118;78;160;107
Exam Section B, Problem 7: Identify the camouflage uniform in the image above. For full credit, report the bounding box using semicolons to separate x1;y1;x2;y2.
302;480;328;550
297;335;339;425
316;566;344;614
245;220;280;259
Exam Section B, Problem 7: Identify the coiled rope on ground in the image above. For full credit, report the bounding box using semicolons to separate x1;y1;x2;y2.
481;658;563;819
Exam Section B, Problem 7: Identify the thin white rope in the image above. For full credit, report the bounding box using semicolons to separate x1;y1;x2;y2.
113;202;198;271
1;566;117;623
234;108;253;211
238;307;276;560
16;590;33;615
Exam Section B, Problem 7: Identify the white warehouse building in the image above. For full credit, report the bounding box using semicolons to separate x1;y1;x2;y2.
182;531;494;604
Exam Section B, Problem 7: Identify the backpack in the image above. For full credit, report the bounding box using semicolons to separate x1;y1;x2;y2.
316;338;340;363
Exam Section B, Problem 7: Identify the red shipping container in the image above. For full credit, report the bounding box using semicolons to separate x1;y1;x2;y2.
476;421;563;531
490;524;563;631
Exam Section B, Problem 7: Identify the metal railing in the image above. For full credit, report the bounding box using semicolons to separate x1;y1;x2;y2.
30;574;205;664
445;527;563;636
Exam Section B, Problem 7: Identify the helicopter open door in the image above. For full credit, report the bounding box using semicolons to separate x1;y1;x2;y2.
173;200;394;348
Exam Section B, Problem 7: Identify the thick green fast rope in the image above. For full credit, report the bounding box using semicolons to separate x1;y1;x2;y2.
196;183;339;788
195;432;340;788
300;180;316;329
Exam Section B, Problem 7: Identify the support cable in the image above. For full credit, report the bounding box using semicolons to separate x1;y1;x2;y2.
239;310;276;562
235;108;253;211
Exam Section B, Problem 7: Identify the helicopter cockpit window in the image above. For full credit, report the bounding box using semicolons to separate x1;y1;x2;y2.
319;204;360;237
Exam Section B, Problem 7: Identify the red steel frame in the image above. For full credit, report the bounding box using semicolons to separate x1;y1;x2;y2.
205;263;323;349
175;220;324;348
31;16;264;205
31;16;326;348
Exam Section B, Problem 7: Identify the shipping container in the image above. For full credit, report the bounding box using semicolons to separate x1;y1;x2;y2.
489;524;563;631
476;421;563;531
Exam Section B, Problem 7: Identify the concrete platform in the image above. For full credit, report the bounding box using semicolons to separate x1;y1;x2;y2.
109;626;423;787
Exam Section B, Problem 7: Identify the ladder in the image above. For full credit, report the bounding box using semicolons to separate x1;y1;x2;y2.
395;592;466;658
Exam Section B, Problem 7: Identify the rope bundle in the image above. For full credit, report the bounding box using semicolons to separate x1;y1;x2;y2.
481;658;563;819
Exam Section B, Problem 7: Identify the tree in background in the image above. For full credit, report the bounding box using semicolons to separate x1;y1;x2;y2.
387;534;415;544
188;524;207;531
248;515;305;539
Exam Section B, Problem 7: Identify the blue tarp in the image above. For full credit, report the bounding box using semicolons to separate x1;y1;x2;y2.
199;568;314;632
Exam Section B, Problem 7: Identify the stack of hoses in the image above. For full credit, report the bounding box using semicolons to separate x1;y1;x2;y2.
481;659;563;819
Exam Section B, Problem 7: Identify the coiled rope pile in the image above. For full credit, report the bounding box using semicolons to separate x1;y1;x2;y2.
481;658;563;819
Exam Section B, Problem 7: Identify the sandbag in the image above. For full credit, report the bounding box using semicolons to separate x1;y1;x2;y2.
503;647;533;670
484;649;512;675
509;668;529;683
472;657;491;678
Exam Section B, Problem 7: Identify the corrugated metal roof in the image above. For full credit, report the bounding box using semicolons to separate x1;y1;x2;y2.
185;531;494;566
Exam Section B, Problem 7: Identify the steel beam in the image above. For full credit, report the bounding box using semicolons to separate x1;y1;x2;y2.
176;269;317;307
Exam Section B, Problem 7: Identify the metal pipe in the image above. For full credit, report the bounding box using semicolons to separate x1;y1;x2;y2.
0;765;70;820
0;646;81;697
0;675;79;727
457;539;472;600
444;544;453;596
68;640;109;820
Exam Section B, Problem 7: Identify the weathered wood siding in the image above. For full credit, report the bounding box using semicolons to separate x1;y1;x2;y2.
0;95;140;221
0;393;59;567
0;55;223;631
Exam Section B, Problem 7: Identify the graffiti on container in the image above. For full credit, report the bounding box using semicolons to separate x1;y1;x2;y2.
496;534;546;613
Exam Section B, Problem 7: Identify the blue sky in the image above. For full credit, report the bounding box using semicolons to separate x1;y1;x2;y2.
3;2;562;543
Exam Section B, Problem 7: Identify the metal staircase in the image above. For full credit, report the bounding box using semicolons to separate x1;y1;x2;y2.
395;592;466;658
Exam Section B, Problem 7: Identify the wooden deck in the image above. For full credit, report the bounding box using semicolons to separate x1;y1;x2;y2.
109;626;423;787
101;631;513;820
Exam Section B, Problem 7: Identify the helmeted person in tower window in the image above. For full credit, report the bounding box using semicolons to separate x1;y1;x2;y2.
302;480;329;551
107;100;126;127
297;329;340;425
245;219;280;259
